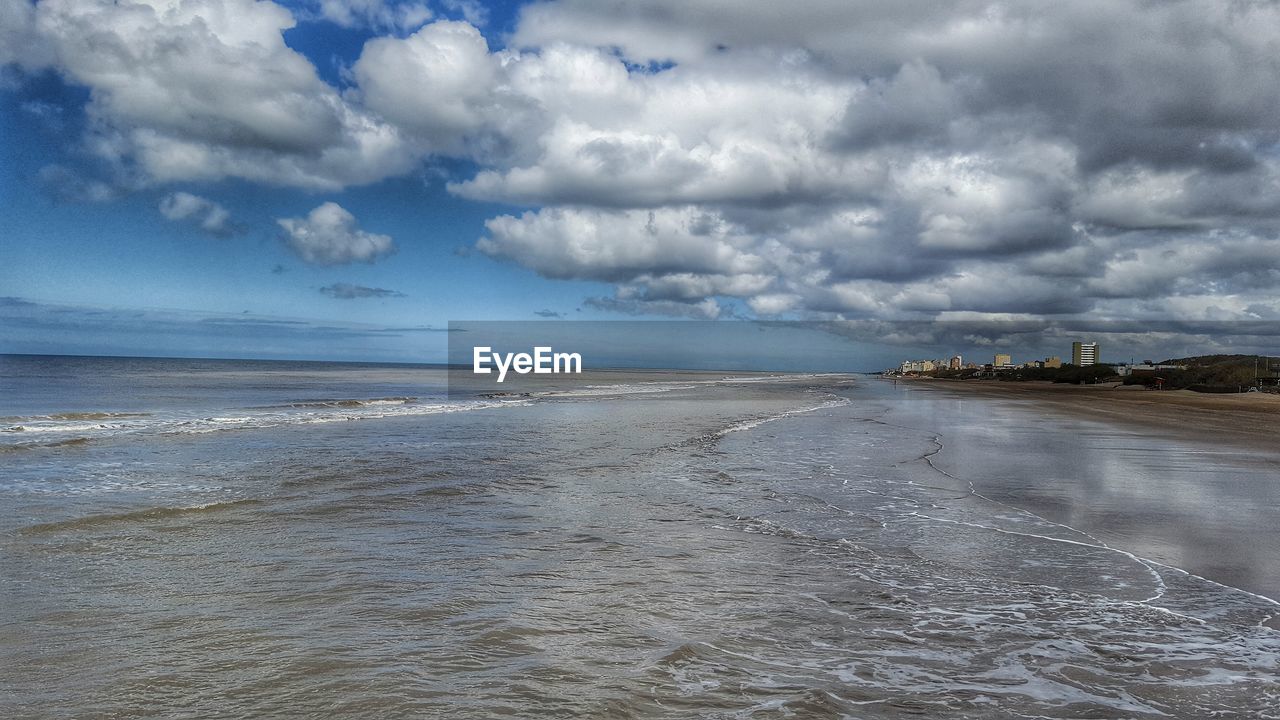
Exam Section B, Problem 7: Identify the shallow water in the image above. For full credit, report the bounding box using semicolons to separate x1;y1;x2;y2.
1;356;1277;718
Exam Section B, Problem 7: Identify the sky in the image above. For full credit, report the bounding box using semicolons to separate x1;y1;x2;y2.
2;0;1279;365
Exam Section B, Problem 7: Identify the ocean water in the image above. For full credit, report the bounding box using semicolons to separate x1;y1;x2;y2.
1;355;1277;718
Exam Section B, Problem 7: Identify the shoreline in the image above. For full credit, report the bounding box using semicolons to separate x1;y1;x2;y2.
888;377;1280;451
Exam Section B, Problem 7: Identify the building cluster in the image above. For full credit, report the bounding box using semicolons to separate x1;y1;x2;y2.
887;342;1273;390
1113;362;1185;377
897;358;952;374
891;341;1099;376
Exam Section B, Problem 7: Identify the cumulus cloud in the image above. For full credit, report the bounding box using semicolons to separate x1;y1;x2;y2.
445;46;869;208
158;192;238;236
9;1;1280;324
319;282;406;299
278;202;396;265
351;20;501;153
23;0;416;190
464;1;1280;320
478;206;766;282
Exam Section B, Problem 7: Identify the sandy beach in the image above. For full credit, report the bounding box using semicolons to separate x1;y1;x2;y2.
894;378;1280;450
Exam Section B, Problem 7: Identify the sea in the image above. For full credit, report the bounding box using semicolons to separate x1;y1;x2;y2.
1;354;1277;718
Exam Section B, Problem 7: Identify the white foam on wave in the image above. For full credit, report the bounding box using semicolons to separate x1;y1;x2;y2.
252;397;420;409
0;398;528;445
708;372;854;384
539;383;697;397
716;396;852;436
545;372;857;397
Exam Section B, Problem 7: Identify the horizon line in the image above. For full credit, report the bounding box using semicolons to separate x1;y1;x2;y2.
0;352;880;375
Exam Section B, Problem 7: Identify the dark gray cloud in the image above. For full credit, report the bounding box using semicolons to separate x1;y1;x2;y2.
533;309;564;318
319;283;406;299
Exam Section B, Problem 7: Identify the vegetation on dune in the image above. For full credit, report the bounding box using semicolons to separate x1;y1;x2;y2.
1122;355;1280;392
929;364;1118;384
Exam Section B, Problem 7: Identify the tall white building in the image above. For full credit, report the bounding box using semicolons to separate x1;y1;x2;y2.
1072;341;1099;366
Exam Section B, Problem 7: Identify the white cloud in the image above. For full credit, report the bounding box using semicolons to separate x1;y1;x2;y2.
747;293;802;316
277;202;396;265
27;0;415;189
315;0;431;32
352;20;500;153
9;2;1280;322
446;45;866;207
478;206;766;281
158;192;235;236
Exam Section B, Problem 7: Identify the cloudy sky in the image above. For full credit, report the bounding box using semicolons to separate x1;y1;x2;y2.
2;0;1278;361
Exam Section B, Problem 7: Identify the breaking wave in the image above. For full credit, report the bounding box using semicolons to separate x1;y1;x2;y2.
0;397;526;446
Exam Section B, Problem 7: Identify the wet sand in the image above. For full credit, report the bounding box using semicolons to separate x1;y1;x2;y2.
895;378;1280;451
876;377;1280;608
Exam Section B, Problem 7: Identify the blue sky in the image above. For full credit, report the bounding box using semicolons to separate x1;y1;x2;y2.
2;0;1279;364
1;0;610;362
